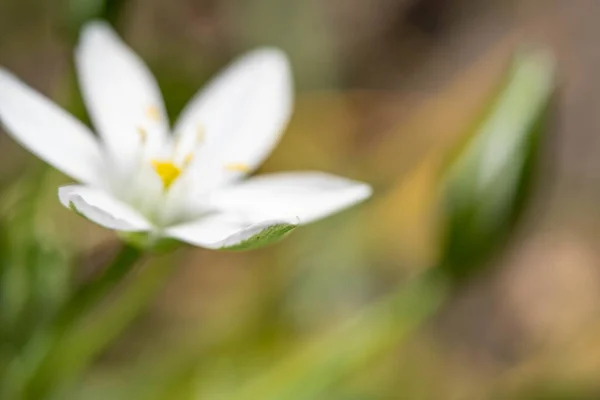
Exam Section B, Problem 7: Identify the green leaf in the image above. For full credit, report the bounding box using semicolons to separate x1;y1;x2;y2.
221;223;297;251
228;273;446;400
0;169;73;399
439;49;556;280
22;248;169;400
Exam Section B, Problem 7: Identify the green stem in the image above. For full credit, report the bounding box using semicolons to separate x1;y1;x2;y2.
55;243;144;330
229;271;448;400
14;243;145;400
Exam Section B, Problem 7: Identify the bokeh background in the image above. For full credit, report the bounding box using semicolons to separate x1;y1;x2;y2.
1;0;600;399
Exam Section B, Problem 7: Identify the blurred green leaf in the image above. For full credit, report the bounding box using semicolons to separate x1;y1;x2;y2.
0;169;70;341
228;273;446;400
21;245;160;400
0;168;72;399
439;49;556;281
65;0;131;41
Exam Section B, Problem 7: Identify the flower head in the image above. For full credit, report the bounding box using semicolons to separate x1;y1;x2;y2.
0;21;372;249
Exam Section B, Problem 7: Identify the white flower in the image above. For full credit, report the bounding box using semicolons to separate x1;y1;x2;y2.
0;21;372;250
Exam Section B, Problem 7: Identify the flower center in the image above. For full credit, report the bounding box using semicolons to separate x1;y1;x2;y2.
151;160;181;190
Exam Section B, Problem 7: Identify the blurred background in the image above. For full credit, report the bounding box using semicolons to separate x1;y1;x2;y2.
1;0;600;399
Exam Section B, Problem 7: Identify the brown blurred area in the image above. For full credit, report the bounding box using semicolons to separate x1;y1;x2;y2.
3;0;600;398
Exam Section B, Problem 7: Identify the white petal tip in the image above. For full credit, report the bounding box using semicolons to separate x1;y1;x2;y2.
242;47;290;64
77;20;120;53
236;47;292;83
356;182;374;202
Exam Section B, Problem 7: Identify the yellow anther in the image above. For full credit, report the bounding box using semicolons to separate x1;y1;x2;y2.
225;163;251;173
183;153;195;167
151;160;181;190
137;127;147;143
196;126;205;143
146;106;161;121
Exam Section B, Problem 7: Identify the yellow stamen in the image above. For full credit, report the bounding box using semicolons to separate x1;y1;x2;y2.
146;106;161;121
225;163;251;173
152;160;181;190
183;153;195;167
137;127;147;143
197;125;205;143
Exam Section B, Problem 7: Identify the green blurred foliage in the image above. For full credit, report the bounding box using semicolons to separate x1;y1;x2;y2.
67;0;131;37
0;169;73;398
439;50;555;281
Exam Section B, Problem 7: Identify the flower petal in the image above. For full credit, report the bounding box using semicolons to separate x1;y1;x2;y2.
75;21;169;168
59;185;152;232
174;48;293;192
0;69;103;184
207;172;373;224
165;213;296;250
